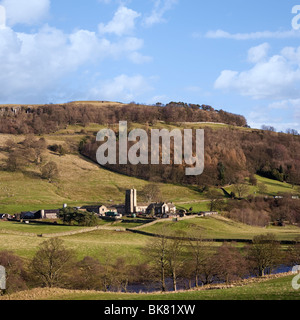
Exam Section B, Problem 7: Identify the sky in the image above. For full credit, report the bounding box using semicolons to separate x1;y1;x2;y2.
0;0;300;132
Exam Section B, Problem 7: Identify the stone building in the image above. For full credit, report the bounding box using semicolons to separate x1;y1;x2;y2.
125;189;137;214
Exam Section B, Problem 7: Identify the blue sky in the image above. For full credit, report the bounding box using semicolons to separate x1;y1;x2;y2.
0;0;300;131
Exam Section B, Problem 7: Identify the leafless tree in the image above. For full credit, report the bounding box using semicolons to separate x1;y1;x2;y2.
166;233;185;292
141;184;162;203
247;234;282;277
232;183;250;199
145;227;170;292
41;161;59;182
0;250;28;294
31;238;74;288
214;243;248;284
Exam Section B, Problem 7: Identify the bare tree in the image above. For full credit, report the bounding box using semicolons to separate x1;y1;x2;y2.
31;238;74;288
285;237;300;267
247;234;282;277
166;233;185;292
41;161;59;182
6;150;28;172
70;256;104;291
186;231;210;288
141;184;162;203
258;183;268;194
0;250;28;294
145;227;169;292
207;189;224;212
214;243;248;284
232;183;250;199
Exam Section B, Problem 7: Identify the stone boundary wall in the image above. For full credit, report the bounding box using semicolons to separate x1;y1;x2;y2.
126;228;297;245
0;226;126;238
0;229;37;237
40;226;126;238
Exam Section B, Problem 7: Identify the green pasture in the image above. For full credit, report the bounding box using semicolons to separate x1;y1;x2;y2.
139;215;300;242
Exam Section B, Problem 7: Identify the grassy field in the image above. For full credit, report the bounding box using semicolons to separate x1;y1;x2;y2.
1;214;300;263
139;215;300;241
223;174;296;197
1;274;299;300
0;226;150;261
0;221;88;234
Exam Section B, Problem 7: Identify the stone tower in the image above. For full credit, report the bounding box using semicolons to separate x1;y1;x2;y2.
125;189;137;214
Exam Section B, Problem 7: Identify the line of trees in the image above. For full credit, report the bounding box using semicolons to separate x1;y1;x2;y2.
144;230;287;292
224;193;300;227
1;234;299;295
0;102;248;135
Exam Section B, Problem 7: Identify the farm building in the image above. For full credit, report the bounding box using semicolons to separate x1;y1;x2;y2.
81;205;108;216
198;211;218;217
146;202;177;217
125;189;176;217
21;209;60;220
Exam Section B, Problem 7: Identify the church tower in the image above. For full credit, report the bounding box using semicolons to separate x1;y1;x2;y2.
125;189;137;214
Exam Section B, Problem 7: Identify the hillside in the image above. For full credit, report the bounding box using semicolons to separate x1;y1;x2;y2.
82;121;300;188
0;100;299;217
0;134;203;214
3;100;299;191
0;131;298;215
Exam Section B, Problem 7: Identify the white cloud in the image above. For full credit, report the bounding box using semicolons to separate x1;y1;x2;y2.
98;6;141;36
0;2;154;103
247;99;300;132
247;43;270;63
205;29;300;40
128;51;153;64
0;0;50;26
0;24;150;103
89;74;153;102
143;0;178;27
0;5;6;28
215;44;300;100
